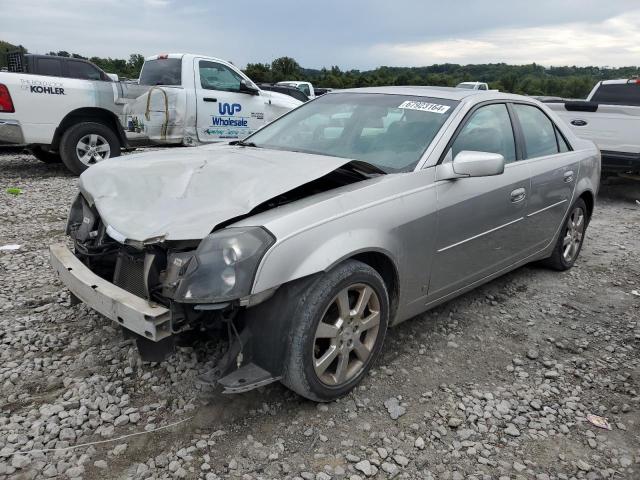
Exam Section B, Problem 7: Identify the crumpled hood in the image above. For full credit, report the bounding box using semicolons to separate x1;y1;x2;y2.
79;144;351;242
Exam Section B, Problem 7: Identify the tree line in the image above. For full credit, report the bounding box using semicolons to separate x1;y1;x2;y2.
2;40;638;99
246;57;639;98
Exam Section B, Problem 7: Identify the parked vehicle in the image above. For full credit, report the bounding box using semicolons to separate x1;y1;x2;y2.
544;79;640;174
258;83;310;102
456;81;490;91
4;52;115;82
276;81;323;99
50;86;599;401
0;53;302;174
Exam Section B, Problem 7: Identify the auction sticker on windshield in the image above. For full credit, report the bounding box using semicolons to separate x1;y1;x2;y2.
398;101;450;114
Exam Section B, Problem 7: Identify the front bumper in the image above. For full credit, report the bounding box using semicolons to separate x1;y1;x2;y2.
0;119;25;144
49;243;172;342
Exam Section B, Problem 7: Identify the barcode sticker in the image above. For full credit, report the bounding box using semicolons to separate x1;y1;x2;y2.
398;101;450;114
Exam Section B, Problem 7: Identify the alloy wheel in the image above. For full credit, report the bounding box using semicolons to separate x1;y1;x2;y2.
76;134;111;166
562;206;585;263
313;283;381;386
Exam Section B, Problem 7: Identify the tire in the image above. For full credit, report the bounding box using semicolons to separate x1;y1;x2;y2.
30;146;62;164
541;198;588;271
282;260;389;402
59;122;121;175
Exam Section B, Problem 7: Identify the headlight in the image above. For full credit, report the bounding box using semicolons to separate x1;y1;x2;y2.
168;227;275;303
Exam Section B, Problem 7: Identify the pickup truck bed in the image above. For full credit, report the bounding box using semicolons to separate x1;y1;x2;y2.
543;80;640;174
545;100;640;173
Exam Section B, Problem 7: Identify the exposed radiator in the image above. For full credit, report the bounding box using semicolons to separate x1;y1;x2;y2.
113;251;147;299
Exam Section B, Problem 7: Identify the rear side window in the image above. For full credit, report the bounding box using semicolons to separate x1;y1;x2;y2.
139;58;182;86
452;103;517;163
591;83;640;107
513;104;559;159
67;61;103;81
37;58;63;77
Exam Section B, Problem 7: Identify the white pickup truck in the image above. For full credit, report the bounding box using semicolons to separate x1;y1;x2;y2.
456;82;490;91
0;53;302;174
544;79;640;174
276;81;318;99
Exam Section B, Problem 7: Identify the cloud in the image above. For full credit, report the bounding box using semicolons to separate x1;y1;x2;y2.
143;0;170;6
1;0;639;69
371;10;640;67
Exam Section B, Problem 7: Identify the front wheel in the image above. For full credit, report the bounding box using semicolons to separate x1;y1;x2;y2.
282;260;389;402
542;198;588;271
59;122;121;175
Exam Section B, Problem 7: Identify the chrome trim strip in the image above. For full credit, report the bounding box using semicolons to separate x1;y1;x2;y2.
526;199;568;218
437;217;524;253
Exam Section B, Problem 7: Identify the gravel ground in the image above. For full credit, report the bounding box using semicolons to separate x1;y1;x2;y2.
0;148;639;480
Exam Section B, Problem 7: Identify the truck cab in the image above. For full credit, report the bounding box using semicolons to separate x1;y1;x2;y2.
126;54;303;145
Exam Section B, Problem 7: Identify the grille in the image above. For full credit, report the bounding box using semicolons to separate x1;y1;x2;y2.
113;252;147;298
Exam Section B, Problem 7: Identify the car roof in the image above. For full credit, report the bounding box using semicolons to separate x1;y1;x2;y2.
334;85;519;102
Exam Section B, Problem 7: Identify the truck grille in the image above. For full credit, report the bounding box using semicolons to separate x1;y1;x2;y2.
113;252;147;299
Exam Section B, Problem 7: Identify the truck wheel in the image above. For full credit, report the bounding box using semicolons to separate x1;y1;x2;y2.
59;122;120;175
541;198;588;271
30;146;62;164
282;260;389;402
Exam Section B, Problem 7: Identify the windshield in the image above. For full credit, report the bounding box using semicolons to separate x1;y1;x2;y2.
456;83;475;89
139;58;182;86
246;93;458;172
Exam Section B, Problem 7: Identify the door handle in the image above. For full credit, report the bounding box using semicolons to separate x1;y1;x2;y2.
203;97;217;103
563;171;574;183
510;188;526;203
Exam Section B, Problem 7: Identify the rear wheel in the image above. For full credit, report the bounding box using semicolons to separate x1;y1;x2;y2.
542;198;588;271
59;122;120;175
30;146;61;164
282;260;389;401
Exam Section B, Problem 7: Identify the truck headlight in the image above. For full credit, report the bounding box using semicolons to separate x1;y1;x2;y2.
170;227;275;302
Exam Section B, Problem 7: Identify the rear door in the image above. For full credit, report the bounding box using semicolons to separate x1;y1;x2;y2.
429;103;534;299
194;58;266;142
512;103;579;249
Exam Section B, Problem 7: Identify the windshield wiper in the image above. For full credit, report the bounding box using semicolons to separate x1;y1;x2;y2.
341;160;387;177
230;140;259;148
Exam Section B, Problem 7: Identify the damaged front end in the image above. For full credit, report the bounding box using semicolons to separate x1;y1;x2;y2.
53;193;281;391
50;154;384;393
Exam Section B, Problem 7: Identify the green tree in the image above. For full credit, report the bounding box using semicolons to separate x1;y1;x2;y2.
271;56;301;81
244;63;272;83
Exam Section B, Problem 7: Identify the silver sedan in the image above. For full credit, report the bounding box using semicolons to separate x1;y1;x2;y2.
51;86;600;401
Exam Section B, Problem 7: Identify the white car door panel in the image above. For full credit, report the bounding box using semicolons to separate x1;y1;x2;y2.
194;58;267;142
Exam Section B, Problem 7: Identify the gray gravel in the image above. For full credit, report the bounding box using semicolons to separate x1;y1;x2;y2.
0;149;639;479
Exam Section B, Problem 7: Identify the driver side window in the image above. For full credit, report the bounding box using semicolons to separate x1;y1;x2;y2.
199;61;244;92
452;104;517;163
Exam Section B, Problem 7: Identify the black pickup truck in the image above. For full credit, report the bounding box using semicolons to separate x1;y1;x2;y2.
4;51;113;82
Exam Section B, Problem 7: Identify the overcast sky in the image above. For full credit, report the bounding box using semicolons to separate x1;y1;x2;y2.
3;0;640;69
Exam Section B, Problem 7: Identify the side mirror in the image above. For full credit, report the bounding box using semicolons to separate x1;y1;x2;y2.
437;150;505;180
239;79;260;95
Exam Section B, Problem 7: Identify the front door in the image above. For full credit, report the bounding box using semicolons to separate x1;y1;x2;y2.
428;103;534;300
194;58;266;142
